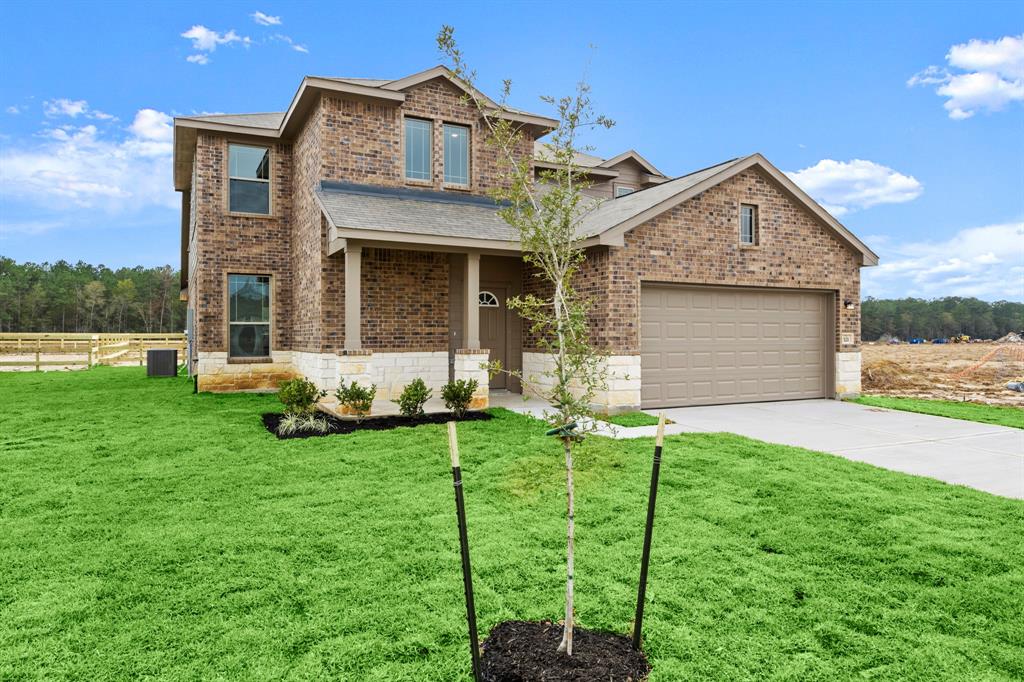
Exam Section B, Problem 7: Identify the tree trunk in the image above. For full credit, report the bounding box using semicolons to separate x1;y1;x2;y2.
557;437;575;656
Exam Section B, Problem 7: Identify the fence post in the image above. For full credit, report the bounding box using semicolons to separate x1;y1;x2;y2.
35;339;41;372
87;341;93;368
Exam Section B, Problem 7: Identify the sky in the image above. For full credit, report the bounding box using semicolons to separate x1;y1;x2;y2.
1;0;1022;301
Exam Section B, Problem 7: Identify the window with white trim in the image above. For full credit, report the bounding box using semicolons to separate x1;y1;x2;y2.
228;144;270;214
444;123;470;185
478;291;499;307
404;118;432;181
228;274;271;358
740;204;758;245
614;185;635;198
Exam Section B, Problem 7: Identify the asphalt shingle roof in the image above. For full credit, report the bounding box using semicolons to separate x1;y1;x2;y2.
316;182;519;242
183;112;285;129
316;158;745;243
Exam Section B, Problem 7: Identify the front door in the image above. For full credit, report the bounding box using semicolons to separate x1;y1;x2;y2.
479;286;507;389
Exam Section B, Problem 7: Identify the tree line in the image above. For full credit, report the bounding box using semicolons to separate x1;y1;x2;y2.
862;297;1024;341
0;257;186;334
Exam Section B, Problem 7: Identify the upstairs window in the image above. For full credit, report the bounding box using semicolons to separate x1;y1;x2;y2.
228;274;271;358
614;185;635;198
228;144;270;214
740;204;758;245
444;123;470;185
405;118;432;181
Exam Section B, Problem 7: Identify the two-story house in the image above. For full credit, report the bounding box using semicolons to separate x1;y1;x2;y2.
173;66;876;412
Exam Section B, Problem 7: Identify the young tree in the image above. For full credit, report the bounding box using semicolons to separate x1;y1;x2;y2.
438;26;614;656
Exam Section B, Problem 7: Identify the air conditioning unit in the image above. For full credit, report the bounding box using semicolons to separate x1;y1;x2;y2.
147;349;178;377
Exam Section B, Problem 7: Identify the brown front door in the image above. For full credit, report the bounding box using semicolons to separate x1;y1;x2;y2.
479;286;507;389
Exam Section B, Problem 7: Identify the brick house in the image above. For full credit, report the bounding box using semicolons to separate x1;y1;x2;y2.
173;66;877;411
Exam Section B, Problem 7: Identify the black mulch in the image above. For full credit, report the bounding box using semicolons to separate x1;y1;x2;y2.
481;620;650;681
262;410;492;439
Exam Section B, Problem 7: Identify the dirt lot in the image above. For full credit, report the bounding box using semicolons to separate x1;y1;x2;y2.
862;343;1024;406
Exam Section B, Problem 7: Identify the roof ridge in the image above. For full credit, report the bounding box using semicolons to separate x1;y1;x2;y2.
319;180;509;208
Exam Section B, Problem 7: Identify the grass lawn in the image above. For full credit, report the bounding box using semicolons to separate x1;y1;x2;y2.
601;411;670;428
854;395;1024;430
2;368;1022;680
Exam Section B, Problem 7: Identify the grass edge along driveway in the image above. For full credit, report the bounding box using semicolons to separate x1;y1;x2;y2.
853;395;1024;429
1;367;1022;680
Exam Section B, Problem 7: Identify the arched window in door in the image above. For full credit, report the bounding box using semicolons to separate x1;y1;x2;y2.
478;291;499;307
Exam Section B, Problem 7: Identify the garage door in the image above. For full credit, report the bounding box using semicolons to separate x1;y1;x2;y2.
641;285;830;408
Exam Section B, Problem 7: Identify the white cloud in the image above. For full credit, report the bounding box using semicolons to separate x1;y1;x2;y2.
0;108;177;217
786;159;923;217
6;105;21;114
42;98;116;121
44;98;88;117
863;222;1024;300
181;24;250;63
909;34;1024;119
251;11;281;26
273;34;309;53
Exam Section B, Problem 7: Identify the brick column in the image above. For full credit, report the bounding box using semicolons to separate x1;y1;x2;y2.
454;349;489;409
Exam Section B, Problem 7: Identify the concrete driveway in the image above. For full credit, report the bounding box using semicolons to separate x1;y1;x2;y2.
649;400;1023;499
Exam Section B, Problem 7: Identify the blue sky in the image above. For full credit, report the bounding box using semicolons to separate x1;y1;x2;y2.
1;0;1021;300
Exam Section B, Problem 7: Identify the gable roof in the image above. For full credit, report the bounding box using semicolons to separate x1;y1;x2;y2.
583;153;878;265
532;142;667;180
598;149;664;176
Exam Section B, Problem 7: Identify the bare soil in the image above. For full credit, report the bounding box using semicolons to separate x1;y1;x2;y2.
862;343;1024;406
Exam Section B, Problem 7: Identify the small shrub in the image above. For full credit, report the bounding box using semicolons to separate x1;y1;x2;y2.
398;378;432;418
277;412;330;436
278;377;325;415
441;378;478;418
336;380;376;416
277;413;303;435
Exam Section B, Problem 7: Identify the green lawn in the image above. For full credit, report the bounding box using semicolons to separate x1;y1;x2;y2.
854;395;1024;429
602;411;668;428
2;368;1022;681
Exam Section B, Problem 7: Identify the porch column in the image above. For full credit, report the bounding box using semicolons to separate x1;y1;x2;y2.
463;252;480;349
344;243;362;351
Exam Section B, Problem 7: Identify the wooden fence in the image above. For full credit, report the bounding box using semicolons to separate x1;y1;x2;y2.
0;333;187;371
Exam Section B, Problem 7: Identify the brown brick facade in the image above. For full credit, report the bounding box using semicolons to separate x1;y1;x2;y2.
591;167;861;354
360;248;449;352
190;133;293;354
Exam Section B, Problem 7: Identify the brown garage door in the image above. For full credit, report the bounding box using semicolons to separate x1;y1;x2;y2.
641;285;831;408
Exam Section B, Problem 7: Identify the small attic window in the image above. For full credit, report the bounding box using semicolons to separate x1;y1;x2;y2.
478;291;499;307
614;185;635;198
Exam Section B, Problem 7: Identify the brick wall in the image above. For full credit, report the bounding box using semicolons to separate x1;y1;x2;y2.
360;248;449;352
320;77;534;196
596;167;861;354
192;133;293;354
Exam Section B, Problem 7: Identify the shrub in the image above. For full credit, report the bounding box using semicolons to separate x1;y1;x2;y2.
441;378;478;418
277;413;330;436
278;377;326;415
398;378;432;418
336;380;376;416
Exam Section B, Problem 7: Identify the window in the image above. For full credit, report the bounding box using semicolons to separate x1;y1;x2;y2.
404;118;432;181
614;185;635;198
444;124;470;185
228;144;270;214
478;291;499;307
228;274;270;358
740;204;758;245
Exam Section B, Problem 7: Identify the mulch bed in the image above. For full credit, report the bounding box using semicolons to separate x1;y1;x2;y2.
262;410;492;439
481;620;650;682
